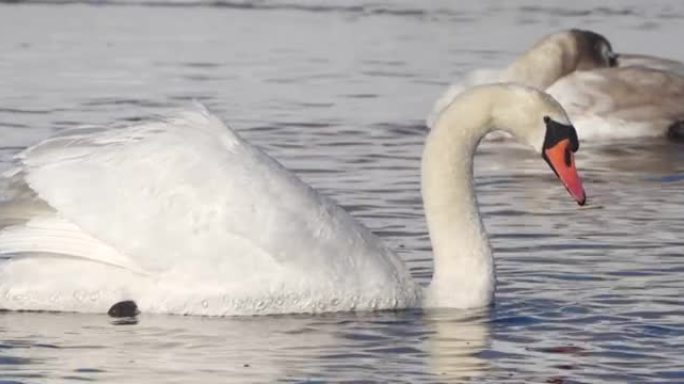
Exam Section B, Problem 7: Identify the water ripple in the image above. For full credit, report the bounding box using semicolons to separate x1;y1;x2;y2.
0;1;683;383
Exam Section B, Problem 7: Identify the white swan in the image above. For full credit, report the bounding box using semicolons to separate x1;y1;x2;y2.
0;85;585;316
429;29;684;140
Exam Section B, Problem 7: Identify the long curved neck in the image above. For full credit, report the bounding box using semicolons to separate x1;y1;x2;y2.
422;89;495;309
499;34;579;89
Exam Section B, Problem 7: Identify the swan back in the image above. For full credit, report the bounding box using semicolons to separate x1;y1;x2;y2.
617;54;684;77
547;66;684;139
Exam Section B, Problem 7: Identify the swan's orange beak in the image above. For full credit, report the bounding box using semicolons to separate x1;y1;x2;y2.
543;138;586;206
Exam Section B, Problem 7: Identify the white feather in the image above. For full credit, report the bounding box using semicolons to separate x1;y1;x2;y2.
0;107;421;315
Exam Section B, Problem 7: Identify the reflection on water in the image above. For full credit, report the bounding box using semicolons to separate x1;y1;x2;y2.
425;309;490;382
1;0;684;383
0;309;492;383
584;139;684;174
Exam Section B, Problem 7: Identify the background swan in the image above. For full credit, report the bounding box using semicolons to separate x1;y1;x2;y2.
0;85;585;316
427;29;616;129
429;29;684;141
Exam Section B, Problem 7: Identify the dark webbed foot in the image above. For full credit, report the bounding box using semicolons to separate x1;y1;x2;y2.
108;300;139;318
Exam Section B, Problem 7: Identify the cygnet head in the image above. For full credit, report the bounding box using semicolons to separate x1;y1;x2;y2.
490;85;586;205
568;29;618;68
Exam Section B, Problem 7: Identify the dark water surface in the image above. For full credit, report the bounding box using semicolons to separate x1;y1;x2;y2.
1;1;684;382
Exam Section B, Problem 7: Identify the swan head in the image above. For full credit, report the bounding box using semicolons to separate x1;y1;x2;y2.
491;85;586;206
569;29;618;69
541;115;585;205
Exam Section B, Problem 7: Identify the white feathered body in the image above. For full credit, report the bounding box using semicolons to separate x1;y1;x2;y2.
0;109;421;316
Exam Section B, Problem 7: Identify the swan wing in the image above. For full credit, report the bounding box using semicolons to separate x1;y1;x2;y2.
547;67;684;139
14;108;411;280
2;107;420;313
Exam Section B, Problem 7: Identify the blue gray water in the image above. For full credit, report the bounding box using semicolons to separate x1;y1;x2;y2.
1;0;684;382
